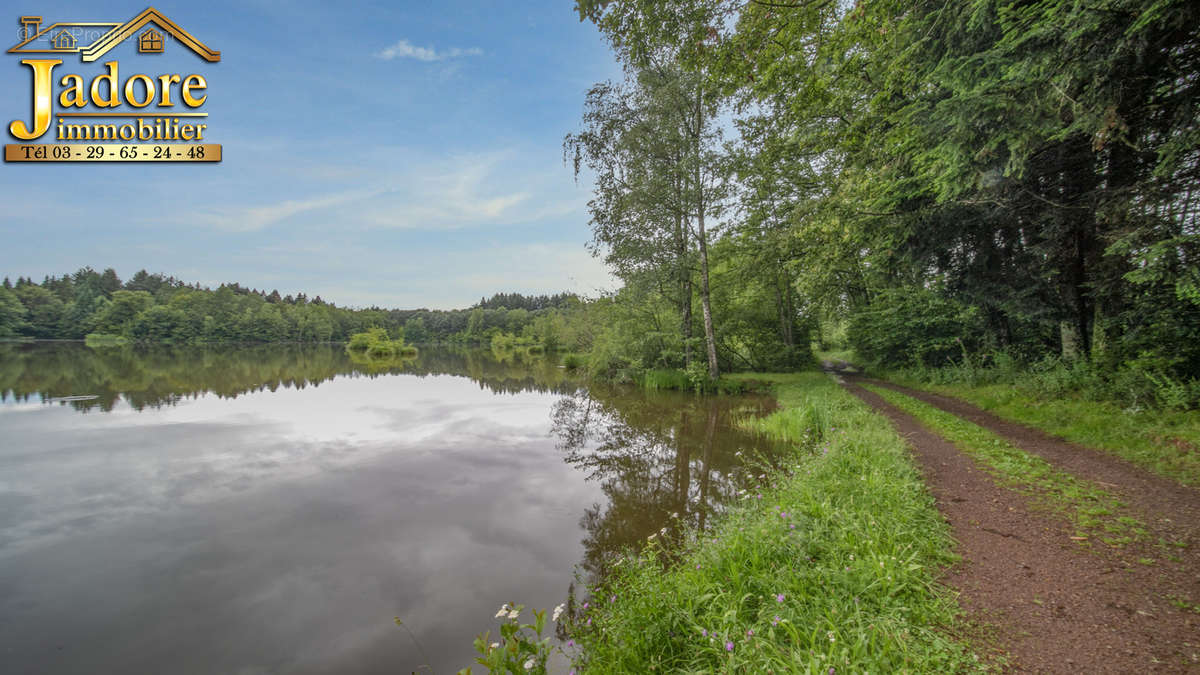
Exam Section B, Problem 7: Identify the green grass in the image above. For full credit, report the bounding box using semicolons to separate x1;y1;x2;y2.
639;368;749;394
84;332;129;346
568;372;983;674
641;368;691;391
862;384;1146;548
813;348;861;367
887;378;1200;488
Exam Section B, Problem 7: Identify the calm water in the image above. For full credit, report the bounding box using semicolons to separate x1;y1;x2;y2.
0;343;785;674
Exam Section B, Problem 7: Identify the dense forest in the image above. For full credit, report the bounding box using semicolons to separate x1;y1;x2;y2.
560;0;1199;407
0;268;580;347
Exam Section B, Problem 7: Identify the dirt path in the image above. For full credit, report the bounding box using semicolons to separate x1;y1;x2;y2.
838;378;1200;672
861;377;1200;550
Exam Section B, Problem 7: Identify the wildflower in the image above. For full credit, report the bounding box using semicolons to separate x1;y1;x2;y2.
746;629;755;637
827;631;836;642
659;527;667;535
508;609;520;620
775;593;785;603
610;595;616;603
586;617;592;626
696;564;701;569
524;657;534;670
789;524;795;530
701;628;708;637
756;494;762;500
771;615;781;626
726;641;734;651
490;642;499;649
582;602;588;609
495;604;508;618
553;603;565;622
567;639;575;648
671;512;679;518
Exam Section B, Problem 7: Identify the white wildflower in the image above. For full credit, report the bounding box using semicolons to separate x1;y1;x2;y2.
553;603;565;622
508;609;520;620
524;657;534;670
495;605;508;618
490;642;499;649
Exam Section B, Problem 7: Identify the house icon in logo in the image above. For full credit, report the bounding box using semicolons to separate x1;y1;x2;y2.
9;7;219;62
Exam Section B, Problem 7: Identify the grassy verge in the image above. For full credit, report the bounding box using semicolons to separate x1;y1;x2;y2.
568;372;983;673
862;384;1145;548
882;377;1200;488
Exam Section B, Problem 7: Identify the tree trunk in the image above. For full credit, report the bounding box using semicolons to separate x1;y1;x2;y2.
694;86;719;380
676;207;693;367
697;211;719;379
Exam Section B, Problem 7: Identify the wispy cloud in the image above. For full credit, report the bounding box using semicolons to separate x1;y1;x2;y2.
375;39;483;62
145;151;580;234
175;187;386;233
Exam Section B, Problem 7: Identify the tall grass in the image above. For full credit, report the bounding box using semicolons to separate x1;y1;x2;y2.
567;372;981;673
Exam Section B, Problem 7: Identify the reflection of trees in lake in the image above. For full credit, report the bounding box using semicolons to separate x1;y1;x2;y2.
0;342;583;412
550;384;785;584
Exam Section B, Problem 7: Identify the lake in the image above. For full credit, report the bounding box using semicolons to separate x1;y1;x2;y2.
0;342;785;674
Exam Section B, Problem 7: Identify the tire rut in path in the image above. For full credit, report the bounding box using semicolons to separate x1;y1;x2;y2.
841;380;1200;673
858;377;1200;551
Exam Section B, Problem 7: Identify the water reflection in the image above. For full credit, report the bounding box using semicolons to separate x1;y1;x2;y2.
0;342;785;674
0;342;578;412
551;385;785;586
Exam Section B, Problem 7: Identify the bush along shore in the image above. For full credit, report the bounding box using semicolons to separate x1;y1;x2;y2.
468;372;982;674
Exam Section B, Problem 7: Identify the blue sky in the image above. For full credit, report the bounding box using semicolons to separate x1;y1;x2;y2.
0;0;621;308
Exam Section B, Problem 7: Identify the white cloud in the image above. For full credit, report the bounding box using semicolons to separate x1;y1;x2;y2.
375;39;483;62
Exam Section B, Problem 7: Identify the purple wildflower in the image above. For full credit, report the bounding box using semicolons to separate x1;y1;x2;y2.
771;615;781;626
775;593;785;603
725;641;734;652
746;629;754;637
